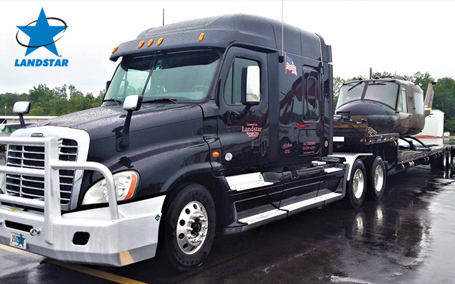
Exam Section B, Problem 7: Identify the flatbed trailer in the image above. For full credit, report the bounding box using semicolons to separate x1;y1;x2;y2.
333;122;453;178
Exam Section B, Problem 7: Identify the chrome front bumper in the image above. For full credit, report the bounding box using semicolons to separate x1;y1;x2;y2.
0;137;165;266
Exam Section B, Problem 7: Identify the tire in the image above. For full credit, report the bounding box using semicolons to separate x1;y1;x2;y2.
346;159;367;208
451;148;454;165
366;156;386;201
446;148;452;169
162;183;216;271
430;153;445;171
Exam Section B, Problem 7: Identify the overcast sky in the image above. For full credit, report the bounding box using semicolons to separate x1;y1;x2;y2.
1;0;454;95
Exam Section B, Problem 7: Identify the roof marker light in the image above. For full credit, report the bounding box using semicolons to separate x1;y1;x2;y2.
138;41;145;49
157;38;163;46
199;33;205;42
147;39;154;47
112;46;119;54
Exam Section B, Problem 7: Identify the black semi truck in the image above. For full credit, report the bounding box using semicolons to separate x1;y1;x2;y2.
0;14;452;271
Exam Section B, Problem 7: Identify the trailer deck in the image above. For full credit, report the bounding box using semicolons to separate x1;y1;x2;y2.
334;122;453;175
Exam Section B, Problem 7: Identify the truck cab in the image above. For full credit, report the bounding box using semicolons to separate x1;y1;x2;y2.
0;14;347;270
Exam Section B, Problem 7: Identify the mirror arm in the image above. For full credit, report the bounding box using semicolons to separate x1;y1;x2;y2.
118;110;133;150
236;104;253;121
19;114;26;128
116;95;142;151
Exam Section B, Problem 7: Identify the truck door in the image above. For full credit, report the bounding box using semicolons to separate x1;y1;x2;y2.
300;66;323;158
217;47;269;170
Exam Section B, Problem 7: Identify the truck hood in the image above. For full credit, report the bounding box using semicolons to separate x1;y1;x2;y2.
30;103;201;141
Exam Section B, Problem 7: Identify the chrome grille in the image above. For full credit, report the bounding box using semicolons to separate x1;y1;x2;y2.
5;139;78;204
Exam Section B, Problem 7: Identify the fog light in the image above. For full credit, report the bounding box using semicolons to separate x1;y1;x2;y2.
73;232;90;246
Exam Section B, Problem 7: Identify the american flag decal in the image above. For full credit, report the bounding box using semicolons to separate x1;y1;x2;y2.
285;54;298;76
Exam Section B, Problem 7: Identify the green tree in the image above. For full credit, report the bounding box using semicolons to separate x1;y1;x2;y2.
29;105;45;116
433;77;455;120
371;71;392;79
413;72;434;95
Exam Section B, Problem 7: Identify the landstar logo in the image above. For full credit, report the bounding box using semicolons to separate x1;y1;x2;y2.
15;8;69;67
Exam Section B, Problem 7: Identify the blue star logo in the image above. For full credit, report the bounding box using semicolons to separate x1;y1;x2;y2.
17;234;25;248
16;8;68;57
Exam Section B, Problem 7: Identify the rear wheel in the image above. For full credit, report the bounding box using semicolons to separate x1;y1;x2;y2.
346;159;367;208
446;148;452;169
367;156;386;201
162;183;216;271
431;151;446;171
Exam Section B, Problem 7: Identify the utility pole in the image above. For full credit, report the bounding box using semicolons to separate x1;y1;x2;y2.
163;8;165;26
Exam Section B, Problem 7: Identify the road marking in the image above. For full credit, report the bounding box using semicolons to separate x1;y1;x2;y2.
0;244;148;284
44;259;149;284
0;243;43;259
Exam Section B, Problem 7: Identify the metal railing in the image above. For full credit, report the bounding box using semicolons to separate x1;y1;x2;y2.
0;137;117;245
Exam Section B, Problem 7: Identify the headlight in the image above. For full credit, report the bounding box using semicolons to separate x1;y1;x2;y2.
82;170;139;205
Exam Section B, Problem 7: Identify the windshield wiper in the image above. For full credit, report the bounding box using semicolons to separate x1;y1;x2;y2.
347;82;363;91
142;98;178;104
102;99;123;105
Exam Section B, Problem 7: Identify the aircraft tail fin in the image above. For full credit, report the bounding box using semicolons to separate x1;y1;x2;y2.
424;82;436;116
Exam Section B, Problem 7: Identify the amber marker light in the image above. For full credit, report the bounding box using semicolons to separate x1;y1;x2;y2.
212;151;220;158
199;33;205;42
138;40;145;49
157;38;164;46
124;173;138;200
112;46;119;54
147;39;154;47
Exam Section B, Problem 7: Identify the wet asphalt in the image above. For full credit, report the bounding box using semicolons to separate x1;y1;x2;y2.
1;165;455;284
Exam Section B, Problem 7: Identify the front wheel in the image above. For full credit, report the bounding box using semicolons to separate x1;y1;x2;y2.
346;159;367;208
162;183;216;271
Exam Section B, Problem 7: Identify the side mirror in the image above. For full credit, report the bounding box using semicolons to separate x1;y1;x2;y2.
117;95;142;151
13;101;31;128
13;101;31;115
241;66;260;106
123;95;142;111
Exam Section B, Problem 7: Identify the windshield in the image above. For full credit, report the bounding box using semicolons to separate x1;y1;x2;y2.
336;82;365;108
104;51;220;104
364;82;399;109
336;81;400;110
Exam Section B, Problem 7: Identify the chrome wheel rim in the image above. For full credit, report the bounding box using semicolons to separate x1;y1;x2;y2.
176;201;208;255
353;169;365;199
374;165;384;193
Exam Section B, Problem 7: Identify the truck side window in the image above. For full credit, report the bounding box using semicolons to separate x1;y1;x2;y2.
397;88;407;112
224;58;260;105
303;69;320;121
413;91;424;115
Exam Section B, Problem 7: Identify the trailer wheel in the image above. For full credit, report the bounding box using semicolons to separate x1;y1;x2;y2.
367;156;386;201
347;159;367;208
431;152;445;171
162;183;216;271
446;148;452;169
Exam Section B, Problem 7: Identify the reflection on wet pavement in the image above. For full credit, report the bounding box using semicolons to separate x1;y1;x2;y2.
1;165;455;284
